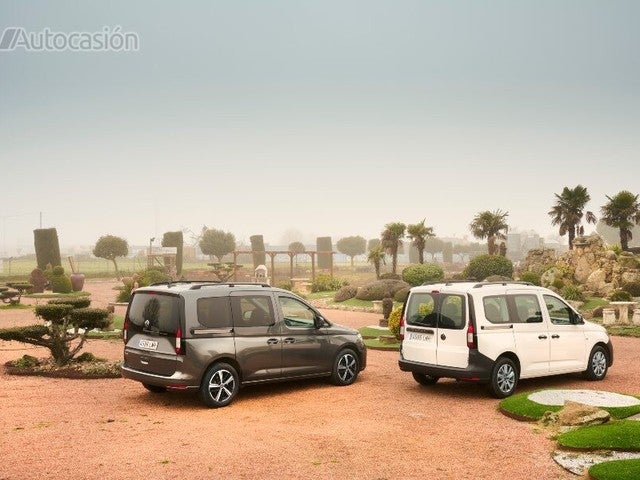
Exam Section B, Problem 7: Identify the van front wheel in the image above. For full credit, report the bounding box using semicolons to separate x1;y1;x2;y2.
489;357;518;398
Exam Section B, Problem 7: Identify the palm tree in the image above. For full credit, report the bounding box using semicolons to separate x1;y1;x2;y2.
367;245;386;279
600;190;640;251
469;210;509;255
548;185;597;250
381;222;406;274
407;219;435;264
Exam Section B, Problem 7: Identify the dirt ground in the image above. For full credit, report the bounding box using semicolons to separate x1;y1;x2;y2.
1;280;639;480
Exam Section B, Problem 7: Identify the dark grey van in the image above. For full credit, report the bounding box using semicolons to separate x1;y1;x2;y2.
121;282;366;408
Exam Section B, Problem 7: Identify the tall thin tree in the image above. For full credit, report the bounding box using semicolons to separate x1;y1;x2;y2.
407;219;435;264
381;222;406;274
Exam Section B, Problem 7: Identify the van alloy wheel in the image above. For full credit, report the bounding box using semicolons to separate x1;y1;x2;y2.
200;363;239;408
331;349;359;386
584;346;608;380
489;357;518;398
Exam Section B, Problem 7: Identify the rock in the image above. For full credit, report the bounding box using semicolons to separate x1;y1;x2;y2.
557;401;610;427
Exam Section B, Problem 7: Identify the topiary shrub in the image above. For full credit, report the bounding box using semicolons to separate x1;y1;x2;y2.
394;287;410;303
561;284;585;302
388;305;403;340
379;272;401;280
29;268;47;293
518;271;541;286
33;228;61;270
49;267;72;294
355;279;409;301
311;273;347;293
609;289;632;301
401;263;444;286
334;285;357;302
382;298;394;319
48;297;91;309
622;281;640;297
463;254;513;281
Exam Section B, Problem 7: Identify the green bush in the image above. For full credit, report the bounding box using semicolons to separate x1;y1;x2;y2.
334;285;357;302
276;281;293;291
49;270;72;294
552;278;565;290
379;272;401;280
13;354;40;368
463;254;513;281
311;273;347;293
70;308;110;330
355;280;409;301
35;304;73;324
622;281;640;297
609;289;632;301
518;271;541;286
388;305;403;339
401;263;444;286
561;284;585;301
33;228;61;270
394;287;410;303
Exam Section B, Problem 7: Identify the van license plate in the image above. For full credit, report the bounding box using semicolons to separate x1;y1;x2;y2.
138;339;158;350
408;332;432;342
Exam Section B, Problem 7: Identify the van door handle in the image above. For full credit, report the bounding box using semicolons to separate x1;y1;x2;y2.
551;334;560;339
440;333;446;340
267;338;279;345
283;338;295;344
538;335;548;340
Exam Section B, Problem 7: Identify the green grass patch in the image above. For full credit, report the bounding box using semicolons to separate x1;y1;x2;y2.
0;304;33;310
589;458;640;480
582;297;610;311
557;421;640;450
606;325;640;338
305;291;336;300
24;291;90;299
500;391;640;421
358;326;400;350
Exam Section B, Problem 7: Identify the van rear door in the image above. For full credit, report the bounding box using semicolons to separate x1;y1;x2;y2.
402;291;438;365
123;291;182;376
434;293;468;368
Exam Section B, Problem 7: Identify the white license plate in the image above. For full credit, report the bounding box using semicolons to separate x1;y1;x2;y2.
408;332;432;342
138;339;158;350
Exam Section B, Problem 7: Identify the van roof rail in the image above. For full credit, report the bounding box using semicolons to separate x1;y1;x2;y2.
189;282;271;290
472;281;533;288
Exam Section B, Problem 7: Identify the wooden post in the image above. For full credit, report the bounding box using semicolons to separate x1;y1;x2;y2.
289;253;294;280
310;252;316;281
269;253;276;284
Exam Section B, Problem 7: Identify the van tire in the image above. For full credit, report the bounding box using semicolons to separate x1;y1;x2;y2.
584;345;608;381
412;372;439;386
331;349;359;386
489;357;518;398
200;363;239;408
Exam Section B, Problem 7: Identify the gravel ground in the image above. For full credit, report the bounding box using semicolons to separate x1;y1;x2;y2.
1;280;639;480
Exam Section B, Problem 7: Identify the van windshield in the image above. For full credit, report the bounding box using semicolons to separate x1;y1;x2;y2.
127;292;181;335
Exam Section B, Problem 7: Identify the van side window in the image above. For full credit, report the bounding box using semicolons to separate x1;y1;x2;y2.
406;293;437;327
483;296;509;323
197;297;232;328
231;295;275;327
279;296;315;328
512;295;542;324
439;295;465;329
543;295;572;325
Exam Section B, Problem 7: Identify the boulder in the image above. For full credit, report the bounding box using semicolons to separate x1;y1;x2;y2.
556;401;610;427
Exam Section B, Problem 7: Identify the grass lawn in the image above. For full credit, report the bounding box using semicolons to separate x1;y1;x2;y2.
557;421;640;450
24;291;91;299
500;391;640;421
358;326;400;350
582;297;610;310
589;459;640;480
0;304;33;310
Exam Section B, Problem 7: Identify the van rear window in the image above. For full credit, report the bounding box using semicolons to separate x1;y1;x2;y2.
406;292;437;327
127;292;181;335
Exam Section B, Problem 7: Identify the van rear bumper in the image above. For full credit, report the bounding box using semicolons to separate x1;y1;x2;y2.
398;350;495;382
120;364;200;390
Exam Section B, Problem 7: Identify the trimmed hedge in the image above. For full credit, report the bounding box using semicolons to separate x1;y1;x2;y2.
463;254;514;280
402;263;444;286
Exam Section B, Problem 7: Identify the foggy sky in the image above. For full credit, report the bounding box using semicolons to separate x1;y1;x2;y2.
1;1;639;254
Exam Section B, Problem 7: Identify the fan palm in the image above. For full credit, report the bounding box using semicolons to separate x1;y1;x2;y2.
600;190;640;251
381;222;406;274
548;185;596;249
469;210;509;255
406;219;435;264
367;245;386;279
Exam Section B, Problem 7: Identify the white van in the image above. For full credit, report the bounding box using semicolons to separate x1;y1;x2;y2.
398;281;613;398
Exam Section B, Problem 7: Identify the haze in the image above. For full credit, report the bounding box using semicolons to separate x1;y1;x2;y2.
1;1;639;255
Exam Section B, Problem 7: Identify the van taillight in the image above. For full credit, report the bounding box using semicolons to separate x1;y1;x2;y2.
123;316;129;343
400;314;405;340
175;326;185;355
466;321;476;349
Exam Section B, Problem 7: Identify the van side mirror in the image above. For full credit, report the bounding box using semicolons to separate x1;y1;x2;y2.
314;314;327;329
